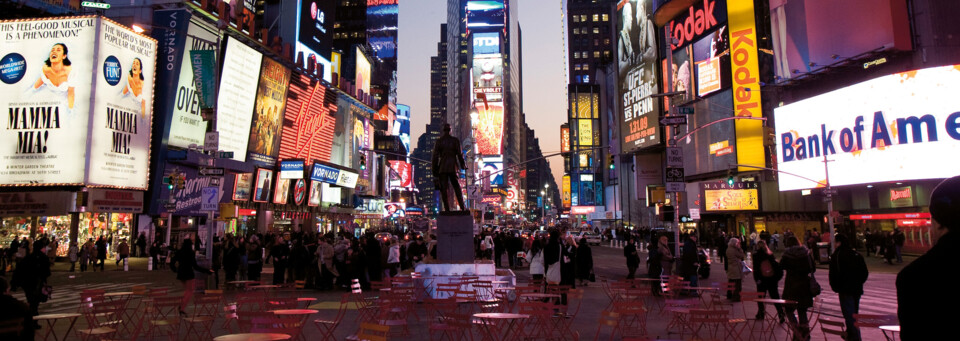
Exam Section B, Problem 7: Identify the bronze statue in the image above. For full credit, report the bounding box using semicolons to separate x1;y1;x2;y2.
432;123;467;212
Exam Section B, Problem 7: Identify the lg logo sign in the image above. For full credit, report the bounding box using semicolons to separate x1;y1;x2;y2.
310;2;326;30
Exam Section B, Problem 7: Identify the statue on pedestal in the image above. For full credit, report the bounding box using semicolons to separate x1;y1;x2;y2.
432;123;467;212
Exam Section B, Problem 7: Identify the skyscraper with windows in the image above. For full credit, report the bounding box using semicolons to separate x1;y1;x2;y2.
567;0;617;84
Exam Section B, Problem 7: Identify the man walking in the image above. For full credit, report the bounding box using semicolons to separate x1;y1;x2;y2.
893;228;905;263
624;237;640;279
829;233;869;341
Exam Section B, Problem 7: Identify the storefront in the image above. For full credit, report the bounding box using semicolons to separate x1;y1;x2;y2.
850;212;933;254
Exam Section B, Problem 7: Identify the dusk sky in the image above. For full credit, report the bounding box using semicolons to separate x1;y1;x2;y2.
397;0;569;186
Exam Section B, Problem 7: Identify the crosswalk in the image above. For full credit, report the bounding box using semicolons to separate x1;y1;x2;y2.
810;272;899;318
11;281;159;314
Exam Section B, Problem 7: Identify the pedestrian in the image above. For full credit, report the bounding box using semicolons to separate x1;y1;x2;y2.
753;240;785;322
385;238;400;279
897;176;960;339
170;239;213;316
345;239;368;290
527;239;545;281
408;236;428;269
95;236;107;271
883;231;897;265
79;239;92;272
6;236;20;272
67;241;79;272
136;233;147;258
780;236;817;340
150;240;162;270
11;240;51;318
716;232;728;270
576;237;594;287
658;235;675;277
115;238;129;269
289;239;308;282
560;234;578;289
271;238;290;285
211;236;222;289
494;233;505;267
828;233;869;341
544;230;562;285
749;230;758;251
364;235;382;283
0;277;34;341
224;236;240;282
316;235;338;290
481;235;494;260
246;235;263;282
725;238;746;301
680;234;701;293
624;237;641;279
893;228;905;263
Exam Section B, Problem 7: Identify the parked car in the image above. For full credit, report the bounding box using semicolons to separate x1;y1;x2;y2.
575;232;602;246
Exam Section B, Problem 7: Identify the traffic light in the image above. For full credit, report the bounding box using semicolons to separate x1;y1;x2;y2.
163;176;173;190
727;170;735;186
360;153;366;170
608;155;615;170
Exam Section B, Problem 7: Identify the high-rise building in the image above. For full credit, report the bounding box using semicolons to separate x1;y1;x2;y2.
413;24;450;213
567;0;617;84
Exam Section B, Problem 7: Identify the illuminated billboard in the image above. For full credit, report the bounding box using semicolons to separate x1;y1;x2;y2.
395;104;411;151
560;127;571;153
0;16;157;189
473;101;505;155
216;37;262;162
366;0;399;60
247;58;292;167
617;0;661;153
692;24;729;98
356;47;371;95
774;64;960;191
294;0;333;82
701;181;759;211
473;32;500;55
466;0;505;29
278;74;338;164
562;175;572;208
472;56;503;95
165;17;216;149
480;156;504;186
388;160;412;188
728;0;764;172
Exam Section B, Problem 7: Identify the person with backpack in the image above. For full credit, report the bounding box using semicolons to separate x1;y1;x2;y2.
753;240;785;322
829;233;869;341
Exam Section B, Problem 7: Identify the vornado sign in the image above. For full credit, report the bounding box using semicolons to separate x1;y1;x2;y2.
668;0;727;50
774;64;960;191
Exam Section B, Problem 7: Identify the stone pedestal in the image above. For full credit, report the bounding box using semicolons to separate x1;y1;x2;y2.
436;211;475;263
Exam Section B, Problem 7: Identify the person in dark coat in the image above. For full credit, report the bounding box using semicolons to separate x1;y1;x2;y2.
170;239;211;315
780;236;816;339
223;236;241;282
623;237;640;279
11;242;51;319
211;237;222;289
364;236;382;283
246;235;263;281
753;240;785;322
716;232;728;270
560;235;577;289
544;230;562;286
270;240;290;285
680;234;701;293
897;176;960;340
0;277;33;341
828;233;868;341
95;236;107;271
575;237;594;286
883;231;897;265
136;233;147;258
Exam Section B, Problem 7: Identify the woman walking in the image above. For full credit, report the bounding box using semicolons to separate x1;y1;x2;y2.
171;239;212;315
781;236;816;340
753;240;785;322
576;237;594;287
67;241;79;272
725;238;746;301
527;240;545;281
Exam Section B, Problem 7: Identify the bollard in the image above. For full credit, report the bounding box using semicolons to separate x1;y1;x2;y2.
123;258;129;271
610;240;615;248
147;257;153;271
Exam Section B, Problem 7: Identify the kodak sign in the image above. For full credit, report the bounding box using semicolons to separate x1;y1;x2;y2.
668;0;727;50
728;0;763;172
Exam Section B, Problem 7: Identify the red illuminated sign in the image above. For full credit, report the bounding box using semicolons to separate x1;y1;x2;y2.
890;187;912;201
571;206;596;215
849;213;930;220
279;74;338;164
560;127;570;153
389;161;413;188
668;0;727;50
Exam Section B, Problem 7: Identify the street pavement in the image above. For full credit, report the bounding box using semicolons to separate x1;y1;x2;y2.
2;245;904;340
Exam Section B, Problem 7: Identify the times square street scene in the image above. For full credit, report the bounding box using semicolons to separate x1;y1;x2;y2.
0;0;957;340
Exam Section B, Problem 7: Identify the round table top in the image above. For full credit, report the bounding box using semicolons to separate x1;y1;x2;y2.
272;309;319;315
753;298;797;304
213;333;291;341
35;313;81;320
495;287;516;291
474;313;530;319
228;281;258;284
683;287;720;290
250;285;281;289
296;297;317;302
880;325;900;332
105;292;134;297
491;281;510;284
520;293;560;298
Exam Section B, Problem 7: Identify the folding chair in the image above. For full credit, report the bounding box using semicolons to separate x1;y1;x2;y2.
853;314;898;329
182;294;220;340
237;311;277;333
0;318;24;339
663;298;700;338
144;296;182;341
517;301;559;340
376;295;412;337
612;301;648;338
78;300;124;341
435;283;460;299
688;309;744;341
819;317;847;340
315;294;350;341
593;310;622;341
250;316;300;339
429;311;474;341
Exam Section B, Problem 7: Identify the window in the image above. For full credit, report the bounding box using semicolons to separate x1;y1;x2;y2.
602;14;609;22
604;38;611;45
604;51;611;59
583;75;590;83
574;64;581;71
592;14;599;22
593;27;600;34
574;52;580;59
573;15;579;23
594;39;599;46
583;64;589;71
581;15;587;22
593;51;600;58
573;28;579;35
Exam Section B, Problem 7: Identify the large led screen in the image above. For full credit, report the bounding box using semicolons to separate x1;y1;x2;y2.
366;0;398;60
298;0;334;62
356;47;371;95
247;57;291;167
472;56;503;96
278;74;338;164
701;181;759;211
692;25;730;98
395;104;410;152
473;101;504;155
679;89;737;176
216;37;261;161
769;0;911;80
0;17;156;189
166;18;216;149
617;0;661;153
388;160;412;188
466;0;505;29
774;64;960;191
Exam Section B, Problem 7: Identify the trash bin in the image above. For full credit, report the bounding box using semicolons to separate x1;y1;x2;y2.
816;242;831;264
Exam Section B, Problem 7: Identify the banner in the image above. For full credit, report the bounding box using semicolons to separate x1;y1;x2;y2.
189;50;216;109
247;57;291;167
0;192;77;217
617;0;661;153
728;0;763;172
151;9;191;145
278;74;338;164
216;37;261;161
88;189;144;213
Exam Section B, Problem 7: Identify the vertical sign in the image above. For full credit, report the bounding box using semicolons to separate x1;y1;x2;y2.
189;50;216;109
201;187;218;211
728;0;763;172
